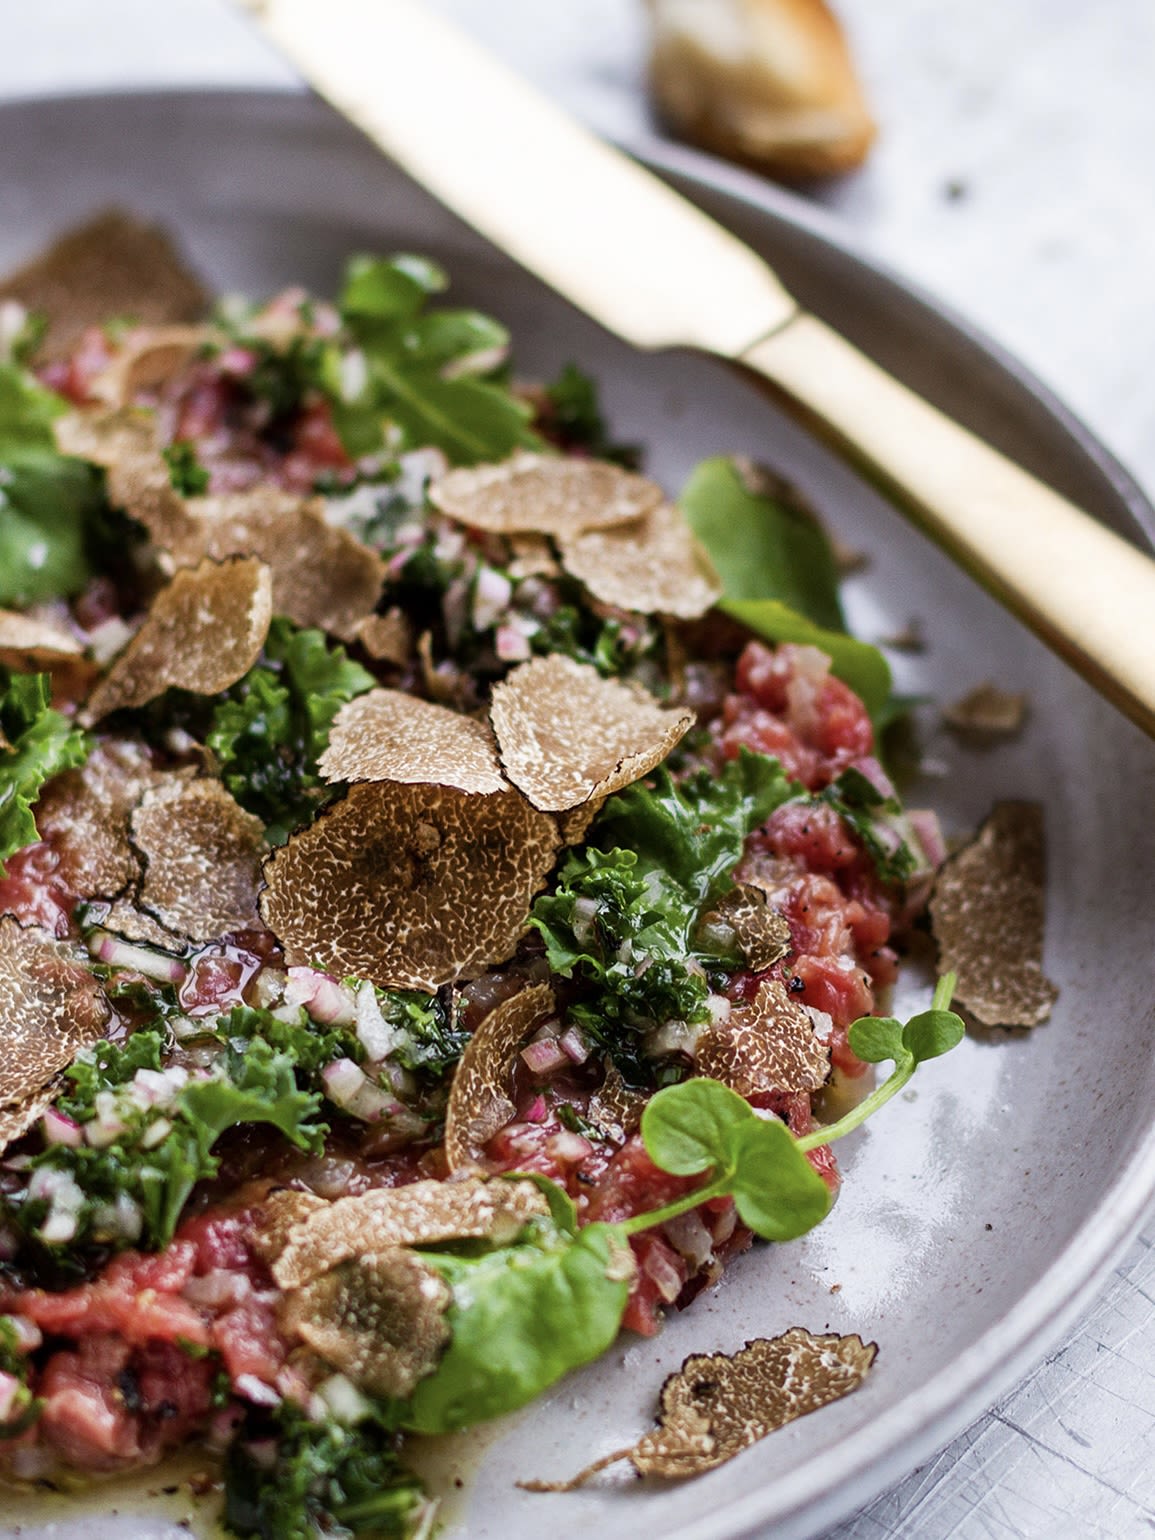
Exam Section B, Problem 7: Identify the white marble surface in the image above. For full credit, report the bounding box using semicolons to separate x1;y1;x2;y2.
4;3;1155;1537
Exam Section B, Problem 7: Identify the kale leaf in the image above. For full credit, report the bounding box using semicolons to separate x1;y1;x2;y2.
21;1026;326;1252
540;362;640;468
530;751;798;1084
207;618;374;842
224;1403;428;1540
0;669;89;873
162;439;210;495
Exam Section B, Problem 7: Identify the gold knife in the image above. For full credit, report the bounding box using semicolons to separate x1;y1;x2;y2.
241;0;1155;737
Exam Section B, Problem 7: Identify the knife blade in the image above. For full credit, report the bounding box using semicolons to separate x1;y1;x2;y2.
239;0;1155;739
239;0;798;354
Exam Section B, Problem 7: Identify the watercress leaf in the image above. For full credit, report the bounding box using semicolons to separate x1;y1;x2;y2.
339;253;447;322
640;1077;754;1176
0;668;90;872
403;1222;630;1433
679;456;846;630
720;597;892;722
730;1117;833;1241
847;1015;907;1065
542;363;640;468
902;1007;966;1064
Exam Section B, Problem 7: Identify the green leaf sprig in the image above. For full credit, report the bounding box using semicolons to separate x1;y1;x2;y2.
402;980;965;1433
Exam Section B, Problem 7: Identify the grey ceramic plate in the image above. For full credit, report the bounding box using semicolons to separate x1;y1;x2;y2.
2;88;1155;1540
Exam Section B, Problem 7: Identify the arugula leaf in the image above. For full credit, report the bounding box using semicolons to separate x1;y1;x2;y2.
403;1218;631;1434
680;456;845;629
224;1402;428;1540
818;765;922;885
720;597;892;720
333;254;539;465
208;618;374;841
678;457;892;719
0;669;89;873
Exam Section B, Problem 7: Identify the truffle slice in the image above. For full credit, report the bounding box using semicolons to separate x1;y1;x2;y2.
0;211;206;362
320;689;505;794
280;1247;451;1400
131;778;265;942
430;453;663;537
177;488;386;642
0;919;109;1110
260;783;559;992
443;984;557;1170
489;655;693;813
696;976;829;1097
930;801;1058;1028
89;325;207;408
55;407;195;554
0;611;83;672
701;884;792;972
33;739;167;901
942;683;1028;742
272;1175;549;1289
525;1328;876;1489
83;557;272;722
557;501;722;619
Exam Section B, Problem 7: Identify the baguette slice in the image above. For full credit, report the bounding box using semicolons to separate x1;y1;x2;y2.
645;0;876;179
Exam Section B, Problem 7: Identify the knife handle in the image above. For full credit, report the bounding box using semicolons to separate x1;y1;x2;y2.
741;313;1155;736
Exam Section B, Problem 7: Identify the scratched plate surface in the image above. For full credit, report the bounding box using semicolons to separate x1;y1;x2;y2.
1;90;1154;1540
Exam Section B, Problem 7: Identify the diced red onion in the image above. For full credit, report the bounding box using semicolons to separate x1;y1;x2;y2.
908;808;947;870
234;1373;281;1408
522;1094;548;1124
662;1210;714;1270
2;1317;39;1354
851;755;898;801
285;966;357;1026
0;1372;21;1422
472;565;513;630
520;1037;570;1077
354;981;398;1060
322;1058;406;1124
88;929;187;984
40;1107;82;1148
495;622;532;662
558;1026;591;1065
642;1240;686;1303
570;895;599;948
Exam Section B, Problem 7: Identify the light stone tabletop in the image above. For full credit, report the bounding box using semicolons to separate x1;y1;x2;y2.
4;3;1155;1537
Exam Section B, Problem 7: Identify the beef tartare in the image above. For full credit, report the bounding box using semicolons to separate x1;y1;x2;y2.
0;214;960;1537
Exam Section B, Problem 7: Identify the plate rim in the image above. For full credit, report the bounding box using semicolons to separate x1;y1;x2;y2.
3;83;1155;1540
